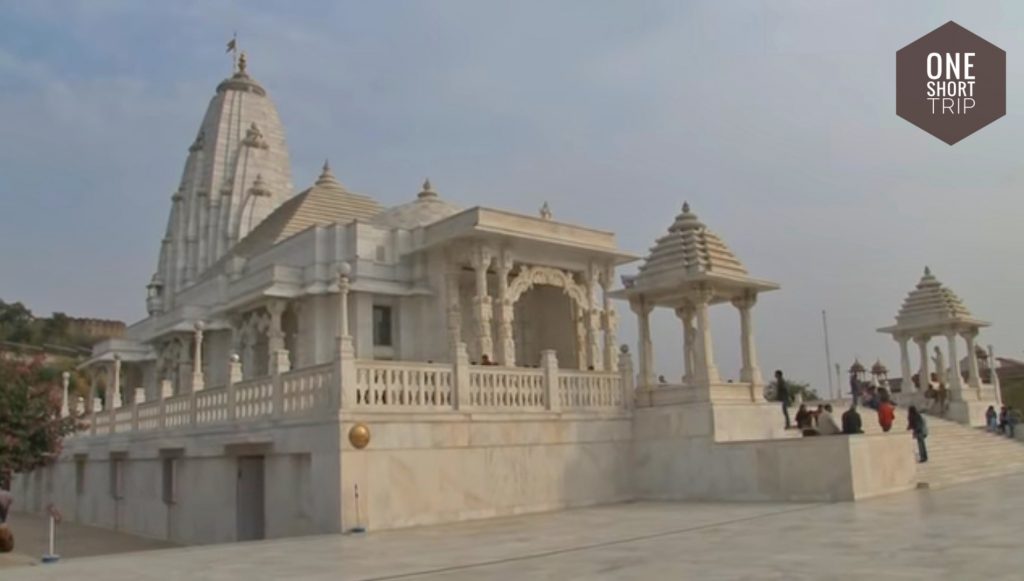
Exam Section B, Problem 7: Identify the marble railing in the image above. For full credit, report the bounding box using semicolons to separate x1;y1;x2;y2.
558;371;622;409
71;346;635;439
353;361;454;409
76;364;335;438
468;367;546;409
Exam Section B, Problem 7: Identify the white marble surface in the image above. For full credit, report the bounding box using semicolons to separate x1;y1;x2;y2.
6;473;1024;580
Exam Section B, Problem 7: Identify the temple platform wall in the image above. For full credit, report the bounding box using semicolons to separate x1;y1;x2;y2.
339;411;634;531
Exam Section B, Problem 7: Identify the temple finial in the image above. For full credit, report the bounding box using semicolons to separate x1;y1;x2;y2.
418;178;437;199
322;159;331;173
238;51;248;74
924;266;931;276
540;202;552;220
682;201;690;213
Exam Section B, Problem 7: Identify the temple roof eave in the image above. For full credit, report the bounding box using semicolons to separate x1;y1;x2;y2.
877;316;991;337
608;272;780;304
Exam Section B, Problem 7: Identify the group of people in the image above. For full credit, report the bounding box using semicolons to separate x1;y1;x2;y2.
985;405;1022;438
776;370;930;463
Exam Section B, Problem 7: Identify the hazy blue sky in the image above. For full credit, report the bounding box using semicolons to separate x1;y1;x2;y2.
1;0;1021;395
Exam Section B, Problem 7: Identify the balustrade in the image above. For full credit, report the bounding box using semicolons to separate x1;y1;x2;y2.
72;351;630;441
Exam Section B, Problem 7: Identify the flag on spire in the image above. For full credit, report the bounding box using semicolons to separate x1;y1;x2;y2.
226;33;237;54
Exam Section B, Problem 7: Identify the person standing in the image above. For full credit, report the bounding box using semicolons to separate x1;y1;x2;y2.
877;398;896;433
1008;407;1022;439
907;406;928;463
0;488;12;554
775;370;791;429
985;405;998;432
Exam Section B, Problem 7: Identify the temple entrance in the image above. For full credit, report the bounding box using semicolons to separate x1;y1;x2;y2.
236;455;266;541
514;285;579;368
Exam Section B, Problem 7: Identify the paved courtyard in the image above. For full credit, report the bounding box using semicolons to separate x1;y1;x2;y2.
5;472;1024;580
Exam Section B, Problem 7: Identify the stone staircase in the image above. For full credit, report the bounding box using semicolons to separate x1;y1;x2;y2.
818;400;1024;489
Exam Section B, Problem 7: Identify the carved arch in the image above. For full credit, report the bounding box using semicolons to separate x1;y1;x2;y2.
507;266;589;309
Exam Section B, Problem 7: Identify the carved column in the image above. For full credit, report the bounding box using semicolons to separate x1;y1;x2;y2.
896;334;914;393
495;251;516;366
962;329;982;389
600;264;618;372
693;287;720;386
471;246;494;361
945;330;964;399
267;300;290;374
111;355;123;409
584;265;602;370
629;298;655;389
675;304;696;383
191;321;206;392
445;266;463;351
732;292;762;386
61;371;70;417
337;263;352;339
915;336;930;392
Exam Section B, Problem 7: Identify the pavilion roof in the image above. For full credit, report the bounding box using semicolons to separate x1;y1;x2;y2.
878;267;989;335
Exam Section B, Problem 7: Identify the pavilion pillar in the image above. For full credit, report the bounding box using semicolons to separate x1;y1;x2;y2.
111;355;123;409
495;252;516;367
693;288;720;386
732;292;762;387
445;266;463;352
945;330;964;400
335;264;356;409
471;247;494;362
962;329;982;390
674;305;696;383
600;265;618;372
915;336;930;392
630;298;655;389
191;321;205;392
61;371;70;417
896;334;914;393
267;300;290;374
585;265;602;370
989;345;1003;405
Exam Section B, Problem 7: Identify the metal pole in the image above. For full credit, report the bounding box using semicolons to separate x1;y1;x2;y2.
822;310;834;400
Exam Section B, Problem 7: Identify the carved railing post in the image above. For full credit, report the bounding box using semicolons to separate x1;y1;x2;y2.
227;354;242;421
452;342;471;410
132;388;145;431
618;345;634;409
158;379;172;430
542;349;560;411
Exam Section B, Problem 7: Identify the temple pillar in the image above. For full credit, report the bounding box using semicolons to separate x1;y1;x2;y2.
915;336;930;392
585;265;602;370
111;355;123;409
630;298;655;389
945;330;964;399
267;300;290;374
495;251;516;366
962;329;982;389
445;266;462;352
191;321;205;392
732;292;762;386
693;288;720;386
600;264;618;372
675;305;696;383
896;334;914;393
337;263;352;339
61;371;70;417
471;247;494;361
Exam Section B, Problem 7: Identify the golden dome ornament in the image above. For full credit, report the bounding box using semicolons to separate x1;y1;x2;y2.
348;424;371;449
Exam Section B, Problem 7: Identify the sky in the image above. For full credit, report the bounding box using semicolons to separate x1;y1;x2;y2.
1;0;1022;396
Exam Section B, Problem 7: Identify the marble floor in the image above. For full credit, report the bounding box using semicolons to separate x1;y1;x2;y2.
6;472;1024;580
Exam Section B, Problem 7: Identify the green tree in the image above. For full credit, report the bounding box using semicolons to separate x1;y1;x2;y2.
764;379;820;402
0;356;81;488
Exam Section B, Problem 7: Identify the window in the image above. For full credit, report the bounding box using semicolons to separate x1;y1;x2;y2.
373;305;393;347
162;457;178;505
109;455;125;500
75;457;87;495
